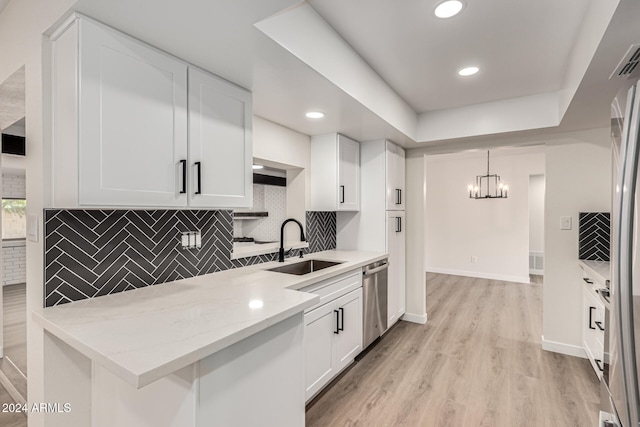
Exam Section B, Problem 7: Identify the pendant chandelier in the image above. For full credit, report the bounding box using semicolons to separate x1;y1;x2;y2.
467;151;509;199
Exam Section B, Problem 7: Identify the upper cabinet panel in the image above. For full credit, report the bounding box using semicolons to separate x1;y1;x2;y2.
51;15;253;209
188;67;252;208
385;141;405;211
310;134;360;212
78;18;188;207
337;135;360;211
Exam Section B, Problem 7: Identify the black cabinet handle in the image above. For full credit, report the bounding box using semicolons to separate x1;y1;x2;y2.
588;306;596;330
595;358;604;372
583;277;593;284
179;160;187;194
396;189;402;205
396;217;402;233
338;307;344;332
595;321;605;331
334;310;340;334
195;161;202;195
340;185;345;203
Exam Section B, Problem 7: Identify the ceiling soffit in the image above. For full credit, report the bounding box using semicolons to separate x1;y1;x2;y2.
256;0;618;144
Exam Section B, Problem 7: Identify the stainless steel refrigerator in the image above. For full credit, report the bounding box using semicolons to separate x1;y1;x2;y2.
602;77;640;427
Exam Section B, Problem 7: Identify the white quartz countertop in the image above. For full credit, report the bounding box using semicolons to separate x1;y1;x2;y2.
578;260;611;285
33;250;386;389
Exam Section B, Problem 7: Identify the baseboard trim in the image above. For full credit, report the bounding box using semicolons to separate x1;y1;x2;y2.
0;366;26;406
426;267;531;284
402;312;427;325
541;336;586;358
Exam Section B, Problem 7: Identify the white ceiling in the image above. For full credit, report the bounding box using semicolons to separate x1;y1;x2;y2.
43;0;640;149
0;0;10;16
308;0;589;112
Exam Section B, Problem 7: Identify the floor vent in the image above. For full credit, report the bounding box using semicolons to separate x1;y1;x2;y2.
529;251;544;274
610;44;640;79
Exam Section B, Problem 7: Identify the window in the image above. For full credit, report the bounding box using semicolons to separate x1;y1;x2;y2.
2;199;26;239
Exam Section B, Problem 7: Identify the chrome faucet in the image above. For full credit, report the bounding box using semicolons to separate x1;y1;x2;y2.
279;218;306;262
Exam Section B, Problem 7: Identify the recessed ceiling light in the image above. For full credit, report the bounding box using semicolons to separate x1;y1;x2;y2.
305;111;325;119
458;66;479;76
434;0;464;18
252;164;264;170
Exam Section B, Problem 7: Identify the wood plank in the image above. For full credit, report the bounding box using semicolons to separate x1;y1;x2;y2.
306;273;599;426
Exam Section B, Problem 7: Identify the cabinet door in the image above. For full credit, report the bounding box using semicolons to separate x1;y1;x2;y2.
188;67;252;208
387;211;406;327
395;145;406;210
78;19;188;207
335;288;363;372
304;303;337;401
583;286;603;377
337;135;360;211
386;142;405;210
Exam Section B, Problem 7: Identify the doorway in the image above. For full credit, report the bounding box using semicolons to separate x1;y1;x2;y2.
529;174;545;282
0;66;27;407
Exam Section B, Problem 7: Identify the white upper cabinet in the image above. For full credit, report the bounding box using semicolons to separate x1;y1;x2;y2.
338;136;360;210
78;18;189;207
188;67;252;208
50;15;252;209
385;142;405;211
310;134;360;211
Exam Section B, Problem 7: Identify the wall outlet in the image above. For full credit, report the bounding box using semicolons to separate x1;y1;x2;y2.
181;231;202;249
471;256;478;263
560;216;572;230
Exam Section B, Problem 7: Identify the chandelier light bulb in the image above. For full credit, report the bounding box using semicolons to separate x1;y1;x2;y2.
467;151;509;199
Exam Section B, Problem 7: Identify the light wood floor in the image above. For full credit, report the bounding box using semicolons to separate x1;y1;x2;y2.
3;283;27;375
0;283;27;427
0;384;26;427
306;273;599;427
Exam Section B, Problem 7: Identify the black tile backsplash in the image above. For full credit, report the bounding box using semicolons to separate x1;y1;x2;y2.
44;209;337;307
578;212;610;261
306;211;336;253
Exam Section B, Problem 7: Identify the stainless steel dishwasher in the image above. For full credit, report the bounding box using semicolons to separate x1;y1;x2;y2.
362;259;389;350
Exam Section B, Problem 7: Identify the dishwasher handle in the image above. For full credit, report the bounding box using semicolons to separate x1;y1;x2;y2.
363;262;389;276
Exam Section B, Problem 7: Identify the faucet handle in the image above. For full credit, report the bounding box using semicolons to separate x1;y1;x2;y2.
299;249;304;259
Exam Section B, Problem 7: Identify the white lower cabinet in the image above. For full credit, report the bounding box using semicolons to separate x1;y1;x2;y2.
387;211;406;327
582;282;605;379
304;287;363;401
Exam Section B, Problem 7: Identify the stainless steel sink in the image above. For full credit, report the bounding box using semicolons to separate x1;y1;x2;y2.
267;259;343;275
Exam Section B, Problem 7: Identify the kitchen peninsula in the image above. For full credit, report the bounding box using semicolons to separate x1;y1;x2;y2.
34;250;385;427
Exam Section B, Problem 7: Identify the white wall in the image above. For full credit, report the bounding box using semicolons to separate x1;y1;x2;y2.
0;1;79;425
543;132;611;354
406;127;611;356
252;116;310;243
424;147;545;283
529;174;545;253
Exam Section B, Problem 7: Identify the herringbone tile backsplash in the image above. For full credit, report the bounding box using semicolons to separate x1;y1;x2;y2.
44;209;337;307
578;212;610;261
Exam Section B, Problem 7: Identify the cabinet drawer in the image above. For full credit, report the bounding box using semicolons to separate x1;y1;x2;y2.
301;270;362;313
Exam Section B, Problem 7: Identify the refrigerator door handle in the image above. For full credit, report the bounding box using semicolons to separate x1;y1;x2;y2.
616;82;640;427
